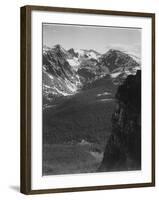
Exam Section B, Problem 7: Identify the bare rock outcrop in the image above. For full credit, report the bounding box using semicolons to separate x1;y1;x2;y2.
99;70;141;172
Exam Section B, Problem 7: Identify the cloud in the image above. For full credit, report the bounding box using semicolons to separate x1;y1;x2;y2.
104;43;141;58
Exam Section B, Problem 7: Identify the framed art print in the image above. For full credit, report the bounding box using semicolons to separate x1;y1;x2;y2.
20;5;155;194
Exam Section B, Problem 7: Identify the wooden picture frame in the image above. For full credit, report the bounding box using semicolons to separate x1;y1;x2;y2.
20;5;155;194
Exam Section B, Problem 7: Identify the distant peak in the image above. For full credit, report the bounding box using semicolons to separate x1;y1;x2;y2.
68;48;75;53
104;48;129;57
52;44;68;54
54;44;62;49
107;49;122;53
68;48;79;57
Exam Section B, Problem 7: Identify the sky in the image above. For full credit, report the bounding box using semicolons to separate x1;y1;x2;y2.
43;23;141;57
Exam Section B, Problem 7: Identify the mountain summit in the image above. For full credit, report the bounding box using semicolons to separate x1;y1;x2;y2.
99;49;140;72
43;45;140;103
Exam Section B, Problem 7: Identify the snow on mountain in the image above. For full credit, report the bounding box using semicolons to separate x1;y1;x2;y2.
67;57;80;71
42;45;82;102
111;71;122;78
43;45;141;102
129;54;141;65
74;49;101;60
43;45;51;54
74;49;85;57
68;48;101;59
99;49;139;72
66;48;101;72
88;51;99;60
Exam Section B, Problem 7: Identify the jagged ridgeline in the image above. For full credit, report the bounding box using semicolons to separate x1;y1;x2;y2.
42;45;140;143
99;70;141;172
43;44;140;103
42;44;141;175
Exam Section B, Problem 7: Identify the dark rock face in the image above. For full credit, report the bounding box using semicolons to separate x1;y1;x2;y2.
99;70;141;172
68;48;79;57
43;45;74;79
43;45;81;101
99;49;139;72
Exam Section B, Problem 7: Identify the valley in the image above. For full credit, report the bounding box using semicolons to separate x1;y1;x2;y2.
43;84;116;175
42;44;141;175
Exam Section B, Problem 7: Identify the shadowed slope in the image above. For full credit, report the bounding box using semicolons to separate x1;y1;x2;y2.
99;70;141;172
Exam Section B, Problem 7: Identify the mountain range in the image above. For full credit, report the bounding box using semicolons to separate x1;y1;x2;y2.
43;44;140;103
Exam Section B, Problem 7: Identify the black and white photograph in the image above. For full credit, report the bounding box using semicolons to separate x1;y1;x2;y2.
20;5;155;194
42;23;141;176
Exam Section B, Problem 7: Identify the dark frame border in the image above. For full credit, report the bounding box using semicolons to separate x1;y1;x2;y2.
20;5;155;195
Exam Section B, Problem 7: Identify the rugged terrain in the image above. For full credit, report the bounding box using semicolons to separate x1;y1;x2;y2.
99;71;141;172
42;44;141;175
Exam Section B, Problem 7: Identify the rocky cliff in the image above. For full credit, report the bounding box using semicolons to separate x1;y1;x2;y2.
99;70;141;171
43;45;140;104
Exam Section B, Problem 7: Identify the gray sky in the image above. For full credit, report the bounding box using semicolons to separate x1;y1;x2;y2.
43;23;141;57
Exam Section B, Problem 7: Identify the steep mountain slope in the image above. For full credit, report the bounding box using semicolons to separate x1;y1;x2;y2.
42;45;141;175
43;45;81;103
68;48;101;60
99;49;139;71
43;45;104;102
99;70;141;172
98;49;141;85
43;45;141;104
